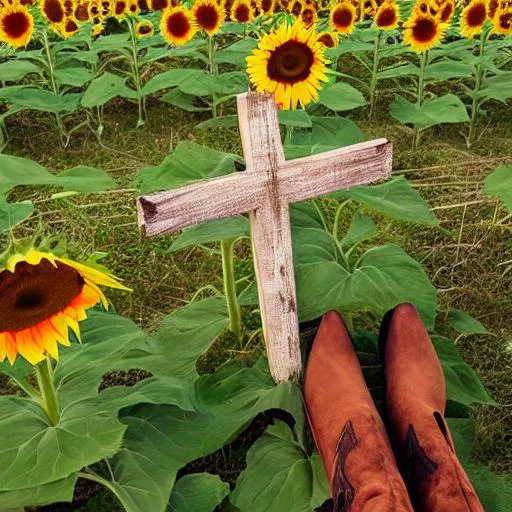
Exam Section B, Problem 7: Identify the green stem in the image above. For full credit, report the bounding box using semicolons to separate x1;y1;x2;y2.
413;50;428;148
208;36;218;117
221;238;242;341
128;19;144;128
35;355;60;426
42;29;64;141
467;29;489;148
369;30;382;119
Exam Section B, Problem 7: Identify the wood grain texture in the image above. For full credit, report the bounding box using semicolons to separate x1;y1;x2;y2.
238;93;302;382
136;91;393;383
137;172;266;237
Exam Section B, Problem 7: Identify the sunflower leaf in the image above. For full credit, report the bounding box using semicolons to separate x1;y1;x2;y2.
168;473;230;512
0;196;33;231
483;166;512;213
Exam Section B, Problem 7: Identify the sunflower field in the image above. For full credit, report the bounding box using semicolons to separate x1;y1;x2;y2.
0;0;511;509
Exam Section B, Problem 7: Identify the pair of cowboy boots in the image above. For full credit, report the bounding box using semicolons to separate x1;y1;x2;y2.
304;303;484;512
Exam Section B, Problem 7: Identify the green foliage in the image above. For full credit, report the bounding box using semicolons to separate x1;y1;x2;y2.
168;474;229;512
483;167;512;213
447;309;490;335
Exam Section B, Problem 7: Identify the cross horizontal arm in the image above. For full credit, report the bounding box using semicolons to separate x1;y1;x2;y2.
137;172;266;237
278;139;393;204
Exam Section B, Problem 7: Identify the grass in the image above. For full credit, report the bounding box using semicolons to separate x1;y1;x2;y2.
3;85;512;510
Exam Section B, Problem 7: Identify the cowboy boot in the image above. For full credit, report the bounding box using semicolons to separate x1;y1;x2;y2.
304;311;414;512
380;302;484;512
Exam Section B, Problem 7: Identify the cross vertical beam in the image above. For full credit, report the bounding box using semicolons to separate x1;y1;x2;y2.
238;93;302;382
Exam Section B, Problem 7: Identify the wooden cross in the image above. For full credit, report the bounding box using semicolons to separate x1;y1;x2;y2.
137;92;392;383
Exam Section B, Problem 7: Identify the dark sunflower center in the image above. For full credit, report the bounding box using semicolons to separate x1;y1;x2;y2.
261;0;271;12
152;0;167;10
267;40;314;84
75;4;90;20
302;8;314;25
0;259;85;332
234;3;250;21
115;1;126;15
138;23;152;34
333;6;353;28
467;3;486;26
291;0;302;15
318;33;335;47
499;12;512;29
2;11;30;38
43;0;64;23
488;0;498;18
64;0;73;15
413;17;437;42
168;11;190;36
377;6;396;26
65;18;78;32
440;2;453;22
196;5;219;30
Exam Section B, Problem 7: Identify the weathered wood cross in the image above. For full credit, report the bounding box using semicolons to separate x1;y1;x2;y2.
137;92;392;383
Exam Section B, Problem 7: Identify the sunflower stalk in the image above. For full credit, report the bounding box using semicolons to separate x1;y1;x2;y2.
466;27;490;149
208;36;219;117
35;355;60;426
413;50;428;148
220;238;243;342
369;30;382;118
127;18;145;128
42;29;65;144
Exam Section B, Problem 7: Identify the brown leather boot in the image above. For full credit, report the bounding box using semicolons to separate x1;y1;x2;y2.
304;311;414;512
380;303;484;512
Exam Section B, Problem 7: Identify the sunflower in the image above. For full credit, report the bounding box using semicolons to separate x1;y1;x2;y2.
160;5;196;45
113;0;127;18
0;249;130;365
40;0;65;25
100;0;112;17
404;10;447;52
437;0;455;22
231;0;254;21
414;0;439;17
375;0;399;30
148;0;168;10
127;0;140;15
330;1;357;34
136;18;154;36
316;30;339;47
92;16;104;35
492;5;512;34
192;0;224;36
63;0;73;15
0;2;34;48
289;0;303;15
246;20;329;110
488;0;498;19
59;16;79;38
88;0;100;18
459;0;487;38
258;0;275;14
301;5;317;26
223;0;234;18
74;1;90;21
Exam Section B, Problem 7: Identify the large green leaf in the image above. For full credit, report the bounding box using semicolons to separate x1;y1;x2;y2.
284;116;364;159
134;141;240;194
0;60;41;81
332;176;439;226
448;419;512;511
425;61;474;81
168;216;250;252
432;336;495;407
107;359;303;512
0;88;80;114
483;166;512;212
390;94;470;131
291;203;437;327
0;475;77;509
479;72;512;103
142;68;206;96
317;81;367;112
0;155;116;194
0;196;33;230
161;89;210;112
82;72;136;108
216;39;257;67
340;213;377;248
230;420;330;512
54;66;93;87
0;396;125;492
196;110;311;130
168;474;229;512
